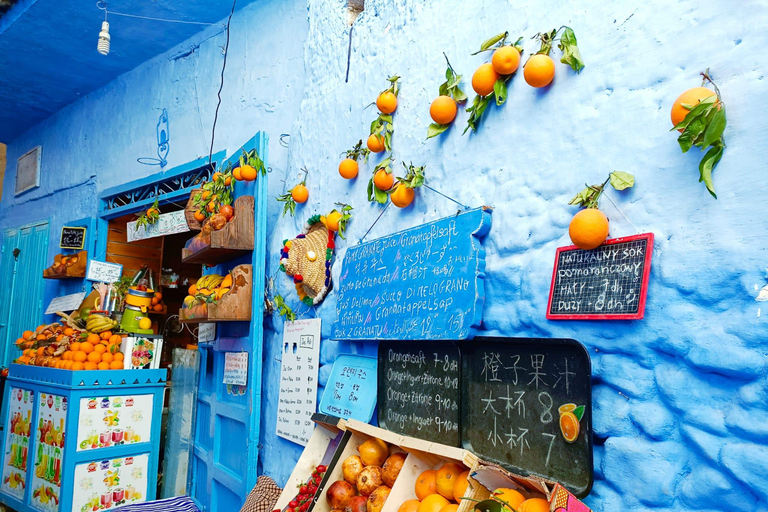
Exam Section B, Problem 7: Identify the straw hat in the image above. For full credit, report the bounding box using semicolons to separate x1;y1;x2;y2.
279;215;334;305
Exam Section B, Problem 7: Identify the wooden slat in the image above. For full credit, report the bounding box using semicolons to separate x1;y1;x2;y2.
107;242;162;261
105;255;161;277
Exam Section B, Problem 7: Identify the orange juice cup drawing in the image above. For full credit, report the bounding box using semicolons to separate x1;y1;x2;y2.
124;428;135;443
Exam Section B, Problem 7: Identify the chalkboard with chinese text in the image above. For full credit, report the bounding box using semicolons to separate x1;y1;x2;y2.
333;207;492;341
547;233;654;320
461;337;593;497
377;341;461;447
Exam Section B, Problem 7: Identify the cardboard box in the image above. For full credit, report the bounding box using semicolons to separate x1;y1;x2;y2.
314;419;478;512
458;460;591;512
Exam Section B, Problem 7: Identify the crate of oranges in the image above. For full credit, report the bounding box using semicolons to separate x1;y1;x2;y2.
59;331;125;371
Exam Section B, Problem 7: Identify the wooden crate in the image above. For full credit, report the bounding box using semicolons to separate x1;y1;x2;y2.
184;188;203;230
458;460;591;512
181;195;254;265
43;250;87;278
179;264;252;323
274;416;345;512
313;419;477;512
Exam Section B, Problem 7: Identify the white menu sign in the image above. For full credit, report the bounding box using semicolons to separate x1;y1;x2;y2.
86;260;123;283
45;292;86;314
276;318;321;446
223;352;248;386
127;210;189;242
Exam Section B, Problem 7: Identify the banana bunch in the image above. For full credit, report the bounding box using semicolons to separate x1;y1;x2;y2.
196;274;224;290
86;314;118;333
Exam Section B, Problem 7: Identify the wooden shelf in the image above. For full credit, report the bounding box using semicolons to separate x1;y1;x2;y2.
43;274;85;280
179;264;252;323
148;305;168;315
181;195;254;265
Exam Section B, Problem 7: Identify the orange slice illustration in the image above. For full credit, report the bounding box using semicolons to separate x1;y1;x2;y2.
558;403;576;415
560;412;580;443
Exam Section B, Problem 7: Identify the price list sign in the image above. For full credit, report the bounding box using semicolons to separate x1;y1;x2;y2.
276;319;321;446
547;233;654;320
319;354;378;422
333;207;492;341
378;341;461;447
461;338;593;497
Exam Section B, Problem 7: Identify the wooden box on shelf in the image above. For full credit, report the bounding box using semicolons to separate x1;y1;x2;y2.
179;264;253;323
184;188;203;230
181;195;255;265
43;250;87;279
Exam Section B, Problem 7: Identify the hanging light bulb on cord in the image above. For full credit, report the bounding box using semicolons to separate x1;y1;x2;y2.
97;1;110;55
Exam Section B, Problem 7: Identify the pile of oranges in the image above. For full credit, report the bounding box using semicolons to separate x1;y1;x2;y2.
397;463;469;512
19;331;125;371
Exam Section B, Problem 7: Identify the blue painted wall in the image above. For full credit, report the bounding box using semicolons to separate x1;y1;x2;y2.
2;0;767;510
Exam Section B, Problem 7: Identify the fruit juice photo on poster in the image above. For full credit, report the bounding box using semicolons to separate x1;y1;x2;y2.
76;395;154;451
30;392;67;511
1;388;34;500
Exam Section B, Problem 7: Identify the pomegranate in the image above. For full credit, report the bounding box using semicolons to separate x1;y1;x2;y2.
381;453;407;487
357;466;383;496
342;455;365;485
367;486;391;512
326;481;357;509
345;496;368;512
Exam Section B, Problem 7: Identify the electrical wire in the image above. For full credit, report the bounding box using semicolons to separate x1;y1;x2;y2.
209;0;237;165
96;1;219;26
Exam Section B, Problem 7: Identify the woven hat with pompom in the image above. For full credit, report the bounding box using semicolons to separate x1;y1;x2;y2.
279;215;335;305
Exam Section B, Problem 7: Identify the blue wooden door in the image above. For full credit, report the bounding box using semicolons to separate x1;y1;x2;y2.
0;222;49;367
190;133;268;511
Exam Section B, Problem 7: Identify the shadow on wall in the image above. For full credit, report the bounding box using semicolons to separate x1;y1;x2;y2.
0;143;5;199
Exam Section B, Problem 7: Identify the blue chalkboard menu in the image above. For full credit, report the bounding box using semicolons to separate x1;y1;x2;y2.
332;207;492;341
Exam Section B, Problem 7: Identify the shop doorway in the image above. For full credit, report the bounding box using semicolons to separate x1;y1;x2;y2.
0;221;49;367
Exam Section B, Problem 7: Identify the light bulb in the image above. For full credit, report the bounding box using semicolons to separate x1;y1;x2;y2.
97;21;110;55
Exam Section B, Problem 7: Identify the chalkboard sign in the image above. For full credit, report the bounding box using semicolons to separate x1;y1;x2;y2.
333;207;492;340
547;233;654;320
318;354;378;422
461;337;593;497
377;341;461;447
60;226;86;250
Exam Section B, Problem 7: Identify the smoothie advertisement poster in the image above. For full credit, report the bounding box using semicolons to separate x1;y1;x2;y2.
72;454;148;511
30;392;67;511
1;388;33;499
76;395;154;451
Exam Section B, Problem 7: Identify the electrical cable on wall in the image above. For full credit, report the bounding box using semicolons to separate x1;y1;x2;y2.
209;0;238;165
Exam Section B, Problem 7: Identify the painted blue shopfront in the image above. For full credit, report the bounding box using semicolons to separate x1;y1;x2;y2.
0;0;767;511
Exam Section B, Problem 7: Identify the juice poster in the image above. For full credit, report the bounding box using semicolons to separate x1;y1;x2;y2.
30;392;67;512
76;395;154;451
72;454;148;511
0;387;33;500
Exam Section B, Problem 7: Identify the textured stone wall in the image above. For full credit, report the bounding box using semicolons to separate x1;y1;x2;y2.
3;0;768;510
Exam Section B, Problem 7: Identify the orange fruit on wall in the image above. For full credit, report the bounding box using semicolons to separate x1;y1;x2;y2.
233;166;243;181
373;169;394;191
377;91;398;114
415;470;438;500
390;184;414;208
568;209;609;250
291;184;309;203
492;488;525;512
326;211;343;232
417;494;449;512
518;498;549;512
367;134;386;153
339;159;359;179
429;96;458;125
240;164;257;181
670;86;716;129
436;463;465;501
398;500;420;512
194;210;206;222
472;63;500;97
524;54;555;88
492;46;521;75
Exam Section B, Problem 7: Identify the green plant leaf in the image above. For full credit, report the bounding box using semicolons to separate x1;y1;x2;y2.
367;178;375;202
698;144;723;198
701;106;727;149
568;186;593;206
609;171;635;190
464;95;490;134
558;27;585;73
439;82;449;97
573;405;585;421
472;32;508;55
373;186;389;204
493;79;507;106
678;114;709;153
452;85;468;103
427;123;450;139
